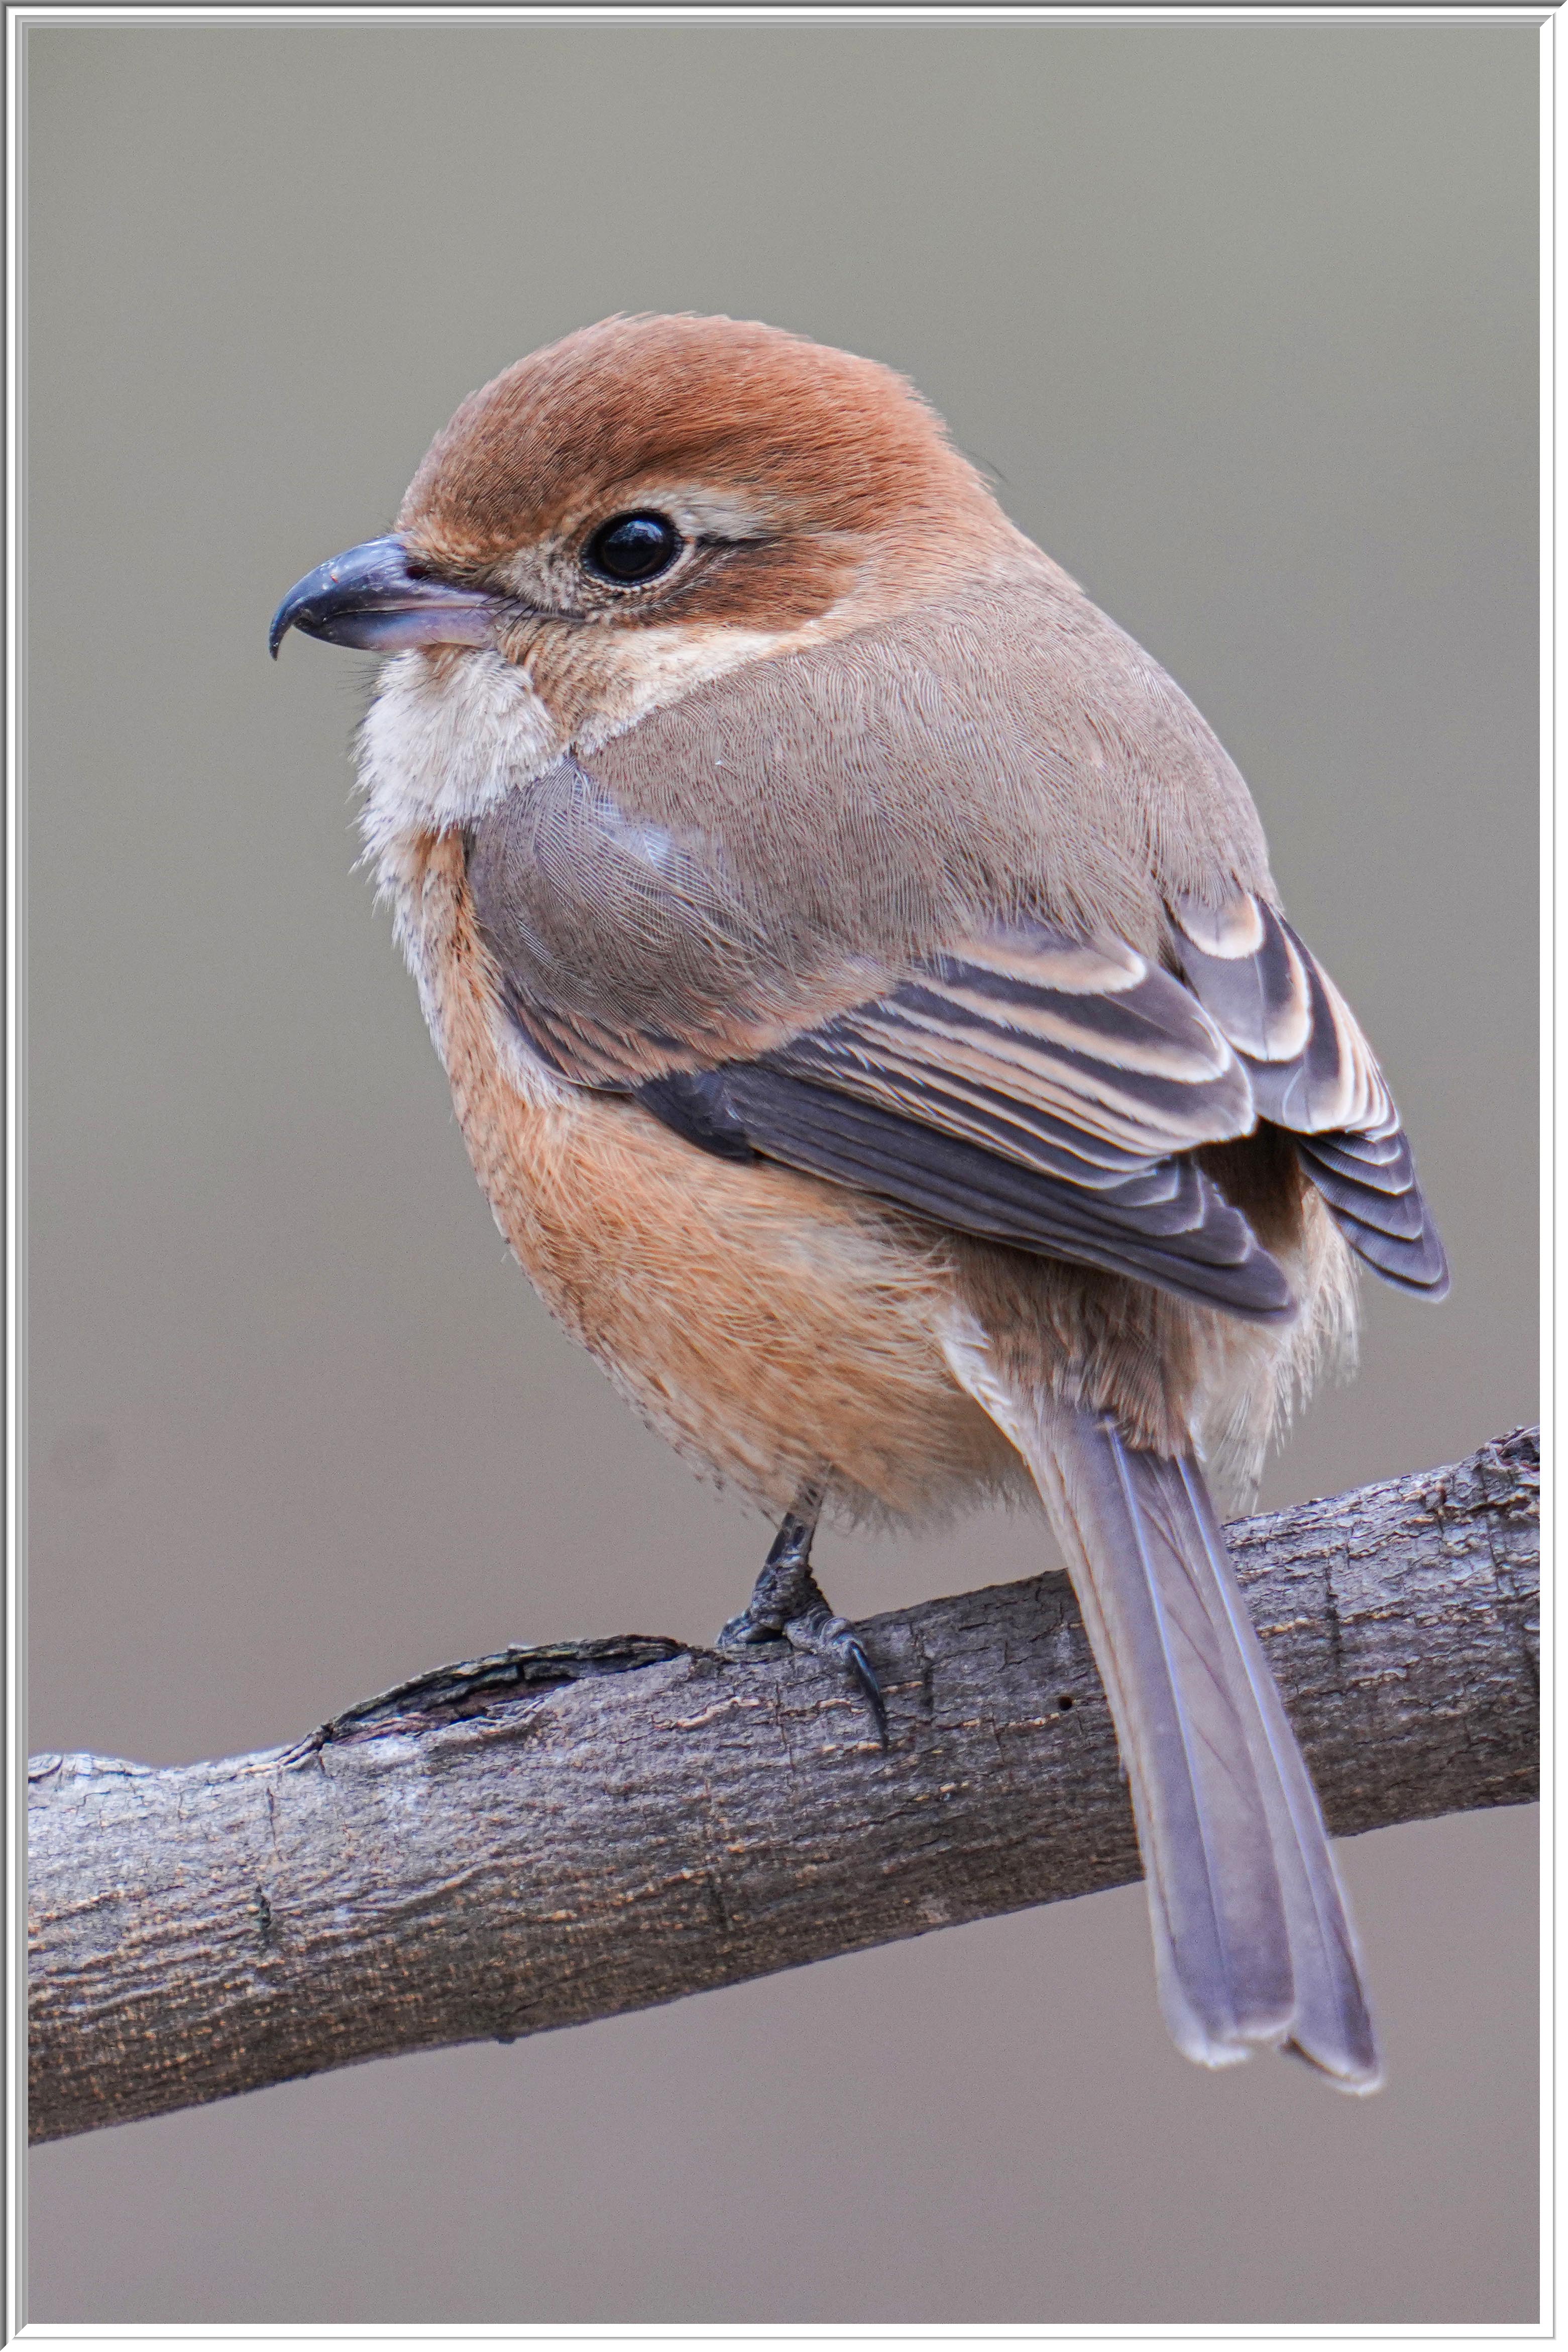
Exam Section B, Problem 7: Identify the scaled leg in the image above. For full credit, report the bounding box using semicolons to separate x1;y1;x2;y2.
717;1486;886;1743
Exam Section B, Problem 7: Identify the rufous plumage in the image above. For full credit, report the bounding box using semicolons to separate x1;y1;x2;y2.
273;314;1448;2090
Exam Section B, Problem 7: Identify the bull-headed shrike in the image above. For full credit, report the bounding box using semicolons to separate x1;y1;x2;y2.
272;314;1447;2091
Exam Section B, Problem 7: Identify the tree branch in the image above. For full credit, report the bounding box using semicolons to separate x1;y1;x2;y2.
29;1428;1538;2146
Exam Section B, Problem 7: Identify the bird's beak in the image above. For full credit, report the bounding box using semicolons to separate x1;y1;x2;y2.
269;536;503;659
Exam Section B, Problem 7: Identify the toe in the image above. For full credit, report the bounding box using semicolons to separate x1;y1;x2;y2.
784;1608;887;1747
716;1610;785;1653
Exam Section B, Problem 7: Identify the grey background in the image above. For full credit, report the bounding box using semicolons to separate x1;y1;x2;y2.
23;18;1538;2329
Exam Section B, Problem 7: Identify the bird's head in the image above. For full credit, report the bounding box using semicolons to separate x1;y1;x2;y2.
272;315;1026;832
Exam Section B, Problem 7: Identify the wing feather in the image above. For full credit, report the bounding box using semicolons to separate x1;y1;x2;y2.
629;926;1294;1321
1170;893;1448;1297
711;1065;1294;1317
765;930;1255;1168
467;768;1444;1316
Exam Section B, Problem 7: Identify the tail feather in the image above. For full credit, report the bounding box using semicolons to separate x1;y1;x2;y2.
1172;1457;1381;2088
943;1338;1380;2091
1032;1416;1296;2066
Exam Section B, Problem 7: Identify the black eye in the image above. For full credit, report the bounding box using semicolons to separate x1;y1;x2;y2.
584;511;682;585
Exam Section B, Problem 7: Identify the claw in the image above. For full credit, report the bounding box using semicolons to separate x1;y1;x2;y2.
783;1609;888;1748
843;1636;889;1747
719;1485;886;1745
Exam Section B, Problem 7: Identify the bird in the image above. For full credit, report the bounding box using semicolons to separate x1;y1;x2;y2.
271;312;1448;2092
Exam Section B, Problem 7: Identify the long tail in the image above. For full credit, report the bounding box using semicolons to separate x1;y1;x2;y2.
945;1345;1380;2090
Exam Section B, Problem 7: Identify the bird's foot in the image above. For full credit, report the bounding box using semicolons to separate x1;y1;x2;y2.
718;1503;886;1746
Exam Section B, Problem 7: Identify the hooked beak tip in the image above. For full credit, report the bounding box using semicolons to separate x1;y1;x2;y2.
269;536;501;661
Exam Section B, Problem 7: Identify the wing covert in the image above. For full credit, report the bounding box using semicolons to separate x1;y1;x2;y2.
727;928;1291;1317
467;772;1442;1320
1169;893;1449;1298
470;826;1295;1318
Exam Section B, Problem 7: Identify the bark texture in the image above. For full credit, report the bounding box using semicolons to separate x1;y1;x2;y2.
29;1427;1539;2147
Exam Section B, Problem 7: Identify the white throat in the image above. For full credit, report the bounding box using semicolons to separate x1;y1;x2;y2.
357;647;562;892
354;625;815;1104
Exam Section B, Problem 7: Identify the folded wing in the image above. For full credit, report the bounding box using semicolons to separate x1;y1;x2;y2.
466;769;1445;1322
1168;893;1449;1298
707;923;1291;1317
